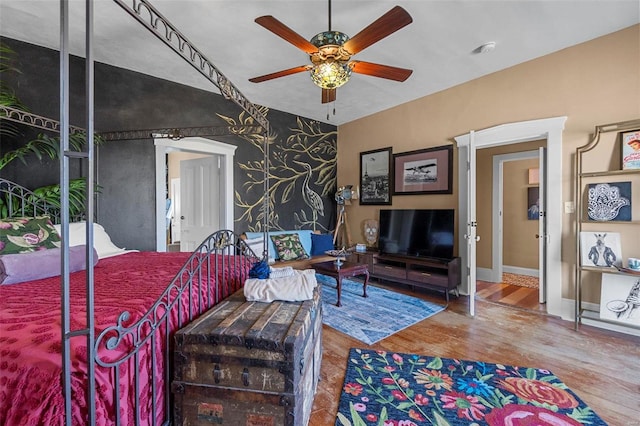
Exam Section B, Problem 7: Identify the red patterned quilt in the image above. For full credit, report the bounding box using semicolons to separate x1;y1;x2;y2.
0;251;247;425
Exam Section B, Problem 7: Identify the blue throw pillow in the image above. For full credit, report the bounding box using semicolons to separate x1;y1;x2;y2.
311;233;334;256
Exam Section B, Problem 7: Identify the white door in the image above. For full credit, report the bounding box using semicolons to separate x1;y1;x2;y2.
466;131;479;316
538;147;548;303
170;178;181;243
180;156;220;252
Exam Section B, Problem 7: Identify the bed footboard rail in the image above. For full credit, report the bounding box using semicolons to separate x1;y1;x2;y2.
94;230;257;425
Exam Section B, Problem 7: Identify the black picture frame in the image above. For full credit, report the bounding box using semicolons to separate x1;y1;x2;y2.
359;147;393;205
393;145;453;195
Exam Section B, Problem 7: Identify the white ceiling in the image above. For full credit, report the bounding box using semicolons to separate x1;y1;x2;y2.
1;0;638;125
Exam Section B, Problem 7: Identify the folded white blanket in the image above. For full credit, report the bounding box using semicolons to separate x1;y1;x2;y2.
269;266;295;278
244;269;317;303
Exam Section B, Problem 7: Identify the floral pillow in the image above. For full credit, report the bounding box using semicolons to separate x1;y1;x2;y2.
270;233;309;261
0;216;61;255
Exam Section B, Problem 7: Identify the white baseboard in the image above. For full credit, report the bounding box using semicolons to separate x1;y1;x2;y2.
476;267;493;282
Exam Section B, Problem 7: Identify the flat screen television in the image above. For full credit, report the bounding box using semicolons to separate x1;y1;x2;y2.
378;209;455;260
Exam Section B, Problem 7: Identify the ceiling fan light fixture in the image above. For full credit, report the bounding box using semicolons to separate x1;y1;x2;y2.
310;60;352;89
310;31;350;48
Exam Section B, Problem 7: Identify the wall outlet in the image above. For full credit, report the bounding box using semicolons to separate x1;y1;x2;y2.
564;201;575;214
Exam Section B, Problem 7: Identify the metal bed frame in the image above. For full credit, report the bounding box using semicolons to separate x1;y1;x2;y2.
0;0;271;424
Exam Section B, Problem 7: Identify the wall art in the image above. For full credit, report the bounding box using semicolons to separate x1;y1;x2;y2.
621;129;640;170
359;147;392;205
600;273;640;325
579;231;622;268
393;145;452;195
587;182;631;221
527;186;539;220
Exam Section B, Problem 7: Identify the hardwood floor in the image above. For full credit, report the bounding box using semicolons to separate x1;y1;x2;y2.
476;280;545;312
309;282;640;425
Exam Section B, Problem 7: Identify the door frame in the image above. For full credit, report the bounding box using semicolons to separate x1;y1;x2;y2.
154;137;237;252
455;116;566;318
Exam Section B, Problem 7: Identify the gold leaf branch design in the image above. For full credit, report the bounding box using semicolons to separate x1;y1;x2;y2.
220;109;337;232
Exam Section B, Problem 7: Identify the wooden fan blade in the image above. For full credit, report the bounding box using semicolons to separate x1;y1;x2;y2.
351;61;413;82
249;65;311;83
255;16;318;54
343;6;412;55
322;88;336;104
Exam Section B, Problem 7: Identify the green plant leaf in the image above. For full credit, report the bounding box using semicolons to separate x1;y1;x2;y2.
336;412;352;426
348;402;367;426
433;409;452;426
426;357;443;369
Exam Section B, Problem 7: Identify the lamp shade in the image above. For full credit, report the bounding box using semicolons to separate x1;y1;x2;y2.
310;61;351;89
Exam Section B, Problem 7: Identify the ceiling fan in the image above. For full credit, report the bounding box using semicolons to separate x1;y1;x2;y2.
249;1;413;104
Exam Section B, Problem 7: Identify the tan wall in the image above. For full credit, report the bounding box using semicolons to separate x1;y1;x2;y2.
502;158;539;269
337;25;640;300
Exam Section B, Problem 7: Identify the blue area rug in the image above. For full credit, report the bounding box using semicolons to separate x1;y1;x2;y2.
316;274;445;345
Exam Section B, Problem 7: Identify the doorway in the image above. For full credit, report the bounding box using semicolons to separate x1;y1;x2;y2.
154;137;237;252
455;116;567;319
476;149;545;312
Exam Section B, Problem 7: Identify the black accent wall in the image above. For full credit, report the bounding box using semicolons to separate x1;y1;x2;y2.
0;38;337;250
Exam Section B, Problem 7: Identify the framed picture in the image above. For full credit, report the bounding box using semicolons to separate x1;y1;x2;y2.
621;129;640;170
527;187;539;220
599;273;640;326
587;182;631;222
579;231;622;268
359;147;392;205
393;145;453;195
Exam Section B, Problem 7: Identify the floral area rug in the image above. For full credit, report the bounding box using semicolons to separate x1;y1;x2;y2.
337;348;606;426
316;275;445;345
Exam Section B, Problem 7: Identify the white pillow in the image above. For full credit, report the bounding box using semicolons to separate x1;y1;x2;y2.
53;222;136;259
244;236;274;264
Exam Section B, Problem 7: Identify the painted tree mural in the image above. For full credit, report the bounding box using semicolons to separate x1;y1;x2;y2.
218;109;337;233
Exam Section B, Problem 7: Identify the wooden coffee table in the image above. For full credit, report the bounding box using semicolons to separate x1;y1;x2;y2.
312;260;369;307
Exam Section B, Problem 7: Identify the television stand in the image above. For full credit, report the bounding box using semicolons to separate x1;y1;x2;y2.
350;251;461;303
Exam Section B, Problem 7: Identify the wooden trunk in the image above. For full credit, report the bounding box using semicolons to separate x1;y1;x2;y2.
172;286;322;426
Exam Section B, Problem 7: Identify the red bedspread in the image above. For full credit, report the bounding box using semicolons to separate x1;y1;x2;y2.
0;251;247;425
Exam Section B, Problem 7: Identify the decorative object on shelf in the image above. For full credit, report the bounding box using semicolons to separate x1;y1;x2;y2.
355;243;366;253
627;257;640;271
587;182;631;221
325;248;350;266
528;167;540;184
527;186;540;220
621;129;640;170
359;147;392;205
579;231;622;268
393;145;453;195
363;218;378;247
600;273;640;325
